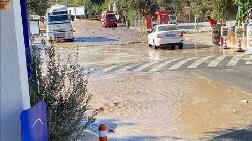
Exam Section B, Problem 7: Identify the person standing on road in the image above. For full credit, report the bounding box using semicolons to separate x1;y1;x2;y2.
207;16;217;28
207;16;220;46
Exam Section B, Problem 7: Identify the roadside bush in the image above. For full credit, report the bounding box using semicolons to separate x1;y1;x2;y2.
29;40;94;141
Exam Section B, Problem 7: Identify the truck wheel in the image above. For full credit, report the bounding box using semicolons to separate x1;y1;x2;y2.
178;43;183;49
66;39;74;42
171;45;176;50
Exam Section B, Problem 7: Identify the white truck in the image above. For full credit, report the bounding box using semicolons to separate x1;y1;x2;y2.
46;5;74;42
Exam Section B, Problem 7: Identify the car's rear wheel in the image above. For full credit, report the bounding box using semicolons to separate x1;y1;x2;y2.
178;43;184;49
153;40;159;49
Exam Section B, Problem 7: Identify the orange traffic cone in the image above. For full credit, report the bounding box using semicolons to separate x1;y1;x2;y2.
236;38;245;52
223;36;230;49
99;124;108;141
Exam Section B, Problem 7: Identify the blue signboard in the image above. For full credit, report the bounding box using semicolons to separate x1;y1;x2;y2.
20;100;48;141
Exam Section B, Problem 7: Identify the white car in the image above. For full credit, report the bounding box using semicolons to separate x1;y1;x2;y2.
148;24;184;49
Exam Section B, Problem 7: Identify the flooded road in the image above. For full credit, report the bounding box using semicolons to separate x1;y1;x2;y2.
58;45;246;69
51;20;252;140
55;21;243;68
88;72;252;140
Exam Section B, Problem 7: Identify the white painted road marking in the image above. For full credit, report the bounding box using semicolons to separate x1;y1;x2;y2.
150;58;181;72
90;54;252;74
207;55;228;67
84;68;96;73
168;57;198;70
116;64;139;72
245;55;252;65
188;56;213;69
134;61;159;71
227;54;246;66
102;65;118;72
246;61;252;65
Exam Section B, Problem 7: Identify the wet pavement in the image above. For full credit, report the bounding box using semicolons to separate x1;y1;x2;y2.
52;20;252;140
88;72;252;141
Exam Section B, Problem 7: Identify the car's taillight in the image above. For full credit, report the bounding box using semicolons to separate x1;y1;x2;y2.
157;33;162;38
180;32;184;37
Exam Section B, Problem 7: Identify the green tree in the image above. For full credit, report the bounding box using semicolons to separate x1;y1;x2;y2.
156;0;172;10
100;0;111;11
170;0;186;14
29;41;94;140
27;0;49;16
73;0;91;6
191;0;203;31
125;0;158;16
91;0;105;5
116;0;129;15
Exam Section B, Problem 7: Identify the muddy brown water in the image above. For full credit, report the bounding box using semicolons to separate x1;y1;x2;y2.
45;20;252;140
87;72;252;140
55;44;242;68
53;20;241;68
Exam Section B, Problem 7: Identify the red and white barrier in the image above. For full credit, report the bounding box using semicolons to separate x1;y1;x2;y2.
223;36;230;49
236;38;245;52
99;124;108;141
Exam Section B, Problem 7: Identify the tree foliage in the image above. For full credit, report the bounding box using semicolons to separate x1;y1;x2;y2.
26;0;252;22
29;41;94;140
125;0;158;15
190;0;203;17
27;0;49;16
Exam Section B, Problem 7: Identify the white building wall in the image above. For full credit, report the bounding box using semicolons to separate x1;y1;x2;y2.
1;1;31;141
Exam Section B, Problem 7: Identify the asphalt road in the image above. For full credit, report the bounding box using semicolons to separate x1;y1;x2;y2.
192;65;252;93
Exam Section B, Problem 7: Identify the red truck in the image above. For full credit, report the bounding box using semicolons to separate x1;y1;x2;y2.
101;11;117;28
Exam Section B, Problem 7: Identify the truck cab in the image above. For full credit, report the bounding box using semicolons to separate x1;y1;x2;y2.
46;5;74;41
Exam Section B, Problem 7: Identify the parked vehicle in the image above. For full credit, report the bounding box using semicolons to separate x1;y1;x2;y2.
101;11;117;28
46;5;74;42
148;24;184;49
